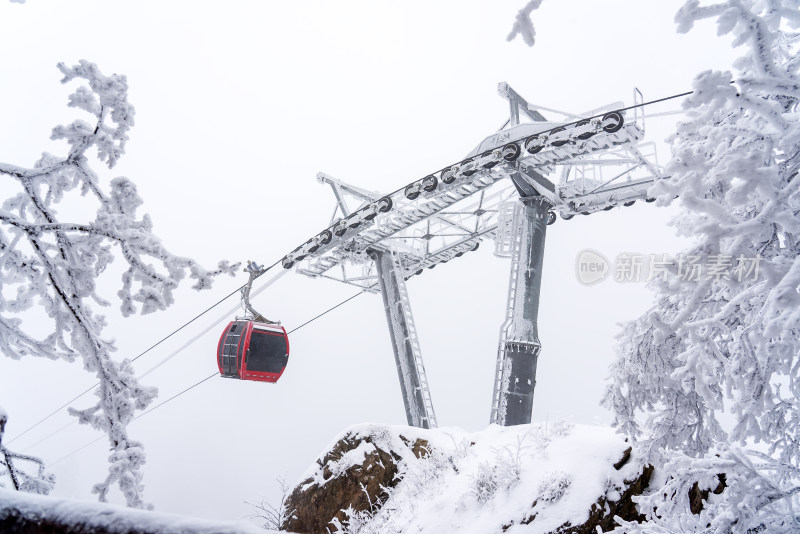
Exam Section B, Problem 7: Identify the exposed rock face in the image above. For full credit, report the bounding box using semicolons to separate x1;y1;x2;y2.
282;424;429;534
689;474;727;515
283;423;656;534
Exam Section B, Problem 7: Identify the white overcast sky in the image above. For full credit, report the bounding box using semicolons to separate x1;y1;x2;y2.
0;0;738;523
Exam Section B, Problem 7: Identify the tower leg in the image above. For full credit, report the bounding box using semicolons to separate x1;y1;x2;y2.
371;250;437;429
490;196;550;426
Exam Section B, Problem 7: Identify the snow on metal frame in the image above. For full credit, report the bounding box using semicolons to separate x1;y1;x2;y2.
289;87;660;290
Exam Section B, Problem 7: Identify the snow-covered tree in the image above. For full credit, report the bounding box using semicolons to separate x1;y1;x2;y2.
603;1;800;531
0;61;236;508
506;0;544;48
1;407;55;495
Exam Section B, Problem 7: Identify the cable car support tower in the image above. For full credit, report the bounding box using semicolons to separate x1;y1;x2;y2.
278;83;664;428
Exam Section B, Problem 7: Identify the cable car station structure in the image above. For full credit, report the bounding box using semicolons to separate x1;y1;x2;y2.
268;83;664;428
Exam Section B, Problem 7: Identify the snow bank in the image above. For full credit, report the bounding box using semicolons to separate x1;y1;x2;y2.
288;422;647;533
0;488;270;534
378;422;639;534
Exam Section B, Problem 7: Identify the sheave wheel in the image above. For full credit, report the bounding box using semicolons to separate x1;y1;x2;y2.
378;196;393;212
422;175;438;192
525;135;544;154
575;119;594;140
481;151;499;169
462;158;476;177
422;174;439;193
550;127;568;147
442;166;457;184
502;142;521;161
602;111;624;133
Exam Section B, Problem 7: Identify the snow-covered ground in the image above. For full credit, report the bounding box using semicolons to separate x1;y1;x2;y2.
0;488;271;534
297;422;642;534
0;422;640;534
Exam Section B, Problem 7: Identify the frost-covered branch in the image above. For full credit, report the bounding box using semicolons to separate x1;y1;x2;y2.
614;446;800;533
1;446;56;495
0;409;54;495
246;476;293;531
0;61;237;508
507;0;544;47
604;1;800;530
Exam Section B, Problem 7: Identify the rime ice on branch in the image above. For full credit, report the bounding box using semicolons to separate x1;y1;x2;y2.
0;61;237;508
603;1;800;532
0;408;55;495
506;0;544;47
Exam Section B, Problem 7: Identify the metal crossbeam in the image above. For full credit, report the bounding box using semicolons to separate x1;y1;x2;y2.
291;117;651;290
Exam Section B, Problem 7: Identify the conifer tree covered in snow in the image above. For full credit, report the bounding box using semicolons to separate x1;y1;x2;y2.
603;1;800;531
0;61;236;508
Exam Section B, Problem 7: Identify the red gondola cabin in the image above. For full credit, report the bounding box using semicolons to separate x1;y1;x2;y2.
217;320;289;382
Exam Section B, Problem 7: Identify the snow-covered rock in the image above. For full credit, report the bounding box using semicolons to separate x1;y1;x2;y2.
283;422;652;533
283;423;431;533
0;489;268;534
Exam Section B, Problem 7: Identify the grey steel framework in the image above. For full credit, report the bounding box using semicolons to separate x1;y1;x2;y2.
490;195;550;426
371;249;436;428
280;83;664;428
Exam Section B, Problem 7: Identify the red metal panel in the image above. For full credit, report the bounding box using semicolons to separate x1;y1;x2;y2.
241;322;289;383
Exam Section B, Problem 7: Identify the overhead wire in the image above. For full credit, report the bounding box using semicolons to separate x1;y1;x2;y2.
391;88;696;197
5;258;283;446
312;88;698;223
50;373;219;466
138;269;289;379
11;85;701;458
49;287;369;466
287;288;370;334
6;384;96;447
